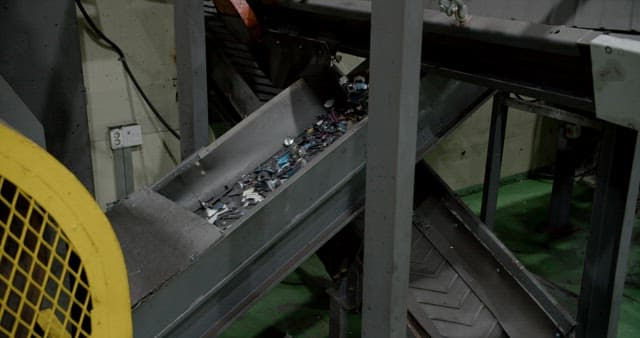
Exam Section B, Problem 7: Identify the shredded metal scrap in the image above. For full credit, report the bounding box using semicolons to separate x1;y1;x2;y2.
201;75;368;229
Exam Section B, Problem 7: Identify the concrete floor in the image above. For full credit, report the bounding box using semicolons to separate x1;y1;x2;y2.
222;179;640;337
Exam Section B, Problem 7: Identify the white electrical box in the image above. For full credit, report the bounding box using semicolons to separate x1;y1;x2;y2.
591;35;640;130
110;124;143;150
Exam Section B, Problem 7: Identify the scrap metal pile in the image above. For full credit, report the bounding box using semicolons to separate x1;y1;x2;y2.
202;75;369;229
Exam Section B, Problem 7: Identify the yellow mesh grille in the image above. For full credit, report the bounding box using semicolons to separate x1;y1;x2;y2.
0;176;92;338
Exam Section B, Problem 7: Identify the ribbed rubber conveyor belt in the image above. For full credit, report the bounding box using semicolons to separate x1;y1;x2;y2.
407;162;575;338
106;75;572;337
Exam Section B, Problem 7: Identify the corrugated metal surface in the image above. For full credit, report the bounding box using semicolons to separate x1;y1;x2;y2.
425;0;640;33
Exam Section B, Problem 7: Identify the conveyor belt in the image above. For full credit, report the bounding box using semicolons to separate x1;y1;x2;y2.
107;74;574;337
408;162;575;337
409;228;506;338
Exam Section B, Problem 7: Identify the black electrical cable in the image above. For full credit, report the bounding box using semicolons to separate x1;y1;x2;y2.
75;0;181;140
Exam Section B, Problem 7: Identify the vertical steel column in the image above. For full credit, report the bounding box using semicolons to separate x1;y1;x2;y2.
329;278;349;338
548;126;576;232
175;0;209;159
362;0;423;337
480;93;508;228
577;125;640;338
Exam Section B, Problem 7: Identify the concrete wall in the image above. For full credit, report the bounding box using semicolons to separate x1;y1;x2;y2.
426;102;557;191
77;0;180;209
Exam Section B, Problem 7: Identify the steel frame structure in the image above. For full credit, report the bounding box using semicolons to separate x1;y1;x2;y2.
476;93;638;338
160;1;640;336
254;3;637;336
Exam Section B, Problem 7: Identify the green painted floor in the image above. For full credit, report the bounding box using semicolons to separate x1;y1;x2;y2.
222;179;640;337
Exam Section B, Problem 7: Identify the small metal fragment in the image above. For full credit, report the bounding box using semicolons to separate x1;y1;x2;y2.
206;204;229;224
354;82;368;91
242;188;264;207
277;153;290;168
284;137;295;147
324;99;335;109
201;73;369;229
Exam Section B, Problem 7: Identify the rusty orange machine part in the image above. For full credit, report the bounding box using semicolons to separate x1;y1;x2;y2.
213;0;260;41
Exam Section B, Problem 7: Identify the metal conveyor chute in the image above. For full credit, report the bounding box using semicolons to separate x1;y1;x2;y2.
107;75;572;337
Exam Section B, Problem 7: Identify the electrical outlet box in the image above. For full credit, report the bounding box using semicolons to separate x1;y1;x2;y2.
110;124;143;150
591;35;640;130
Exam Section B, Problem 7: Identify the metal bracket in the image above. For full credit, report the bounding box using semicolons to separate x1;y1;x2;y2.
438;0;468;23
109;124;142;199
591;34;640;130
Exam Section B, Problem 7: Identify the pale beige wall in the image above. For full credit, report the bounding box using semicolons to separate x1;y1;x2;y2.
426;102;557;191
77;0;180;209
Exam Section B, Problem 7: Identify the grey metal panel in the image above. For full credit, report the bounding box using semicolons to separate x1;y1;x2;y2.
0;75;46;147
286;0;598;55
0;0;94;193
176;0;210;158
430;0;581;26
415;76;494;156
208;46;262;118
107;188;223;303
154;80;322;211
574;0;630;31
423;0;640;33
362;0;423;336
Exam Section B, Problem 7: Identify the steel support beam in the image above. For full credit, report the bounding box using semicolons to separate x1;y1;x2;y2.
175;0;209;158
363;0;423;337
257;0;601;111
548;126;576;232
577;124;640;338
480;93;508;228
502;97;601;130
329;278;349;338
